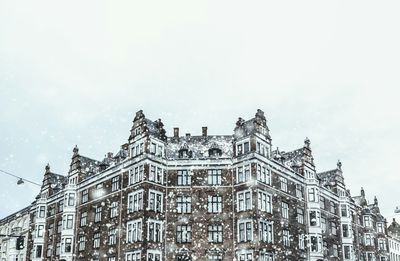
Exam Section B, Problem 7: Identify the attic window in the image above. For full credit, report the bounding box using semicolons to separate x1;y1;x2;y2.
208;148;222;157
178;149;192;159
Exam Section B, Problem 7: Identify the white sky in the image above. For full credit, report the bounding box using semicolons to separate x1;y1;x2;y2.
1;0;400;218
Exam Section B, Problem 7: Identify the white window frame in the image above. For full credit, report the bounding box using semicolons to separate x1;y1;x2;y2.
257;190;272;213
237;190;252;212
127;219;142;243
128;189;144;213
148;190;163;212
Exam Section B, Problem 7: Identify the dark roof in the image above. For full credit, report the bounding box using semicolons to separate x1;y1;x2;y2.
167;135;233;159
0;205;31;225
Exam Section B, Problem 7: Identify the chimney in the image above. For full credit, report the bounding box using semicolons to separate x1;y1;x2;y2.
173;128;179;138
107;152;113;158
202;127;208;137
186;133;191;140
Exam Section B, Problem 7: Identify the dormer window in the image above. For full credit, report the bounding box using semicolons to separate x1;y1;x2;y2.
135;127;141;136
209;148;222;157
208;142;222;157
178;149;192;159
178;143;192;158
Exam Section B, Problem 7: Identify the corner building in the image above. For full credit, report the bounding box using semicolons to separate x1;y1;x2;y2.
23;109;390;261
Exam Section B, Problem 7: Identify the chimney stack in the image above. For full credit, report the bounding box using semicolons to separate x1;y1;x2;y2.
186;133;191;139
202;127;208;137
173;128;179;138
107;152;113;158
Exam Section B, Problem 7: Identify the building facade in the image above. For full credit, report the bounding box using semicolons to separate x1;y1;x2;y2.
0;109;391;260
0;206;30;261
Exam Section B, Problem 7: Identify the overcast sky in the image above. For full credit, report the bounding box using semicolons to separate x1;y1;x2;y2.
1;0;400;219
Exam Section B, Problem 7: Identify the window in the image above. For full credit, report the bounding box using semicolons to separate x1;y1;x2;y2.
259;252;273;261
310;236;322;253
208;224;223;243
344;245;351;259
330;201;336;214
176;224;192;243
177;170;191;186
282;229;290;246
256;141;266;156
281;202;289;219
63;214;73;229
126;251;141;261
93;232;100;248
81;189;88;203
128;190;143;213
342;224;350;238
208;254;223;261
66;193;75;206
127;219;142;242
237;190;252;211
208;195;222;213
330;221;337;235
297;208;304;224
259;220;273;243
320;196;325;209
208;169;222;185
57;220;62;233
341;204;348;217
58;200;64;212
299;234;305;250
333;244;338;257
238;220;252;242
94;206;102;222
237;141;250;155
148;220;163;242
378;238;386;251
364;215;372;227
296;184;303;198
258;191;271;213
365;233;373;246
111;176;120;192
237;165;251;183
321;217;326;232
36;225;44;238
148;190;163;212
64;238;72;253
93;183;104;198
177;253;192;261
129;165;144;185
35;245;43;258
147;250;162;261
257;164;270;184
280;177;288;192
108;227;116;245
47;223;54;237
78;235;85;251
38;206;45;218
309;210;320;227
237;251;253;261
110;202;118;218
308;188;316;202
377;222;384;233
149;165;164;184
177;196;191;214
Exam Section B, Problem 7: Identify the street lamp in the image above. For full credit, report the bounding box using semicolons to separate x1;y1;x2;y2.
0;169;41;187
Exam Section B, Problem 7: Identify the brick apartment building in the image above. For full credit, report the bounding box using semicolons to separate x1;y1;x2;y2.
0;109;391;260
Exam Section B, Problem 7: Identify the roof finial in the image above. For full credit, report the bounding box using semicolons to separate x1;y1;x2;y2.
374;196;378;206
45;163;50;172
361;187;365;197
337;160;342;170
73;145;79;155
304;137;310;148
